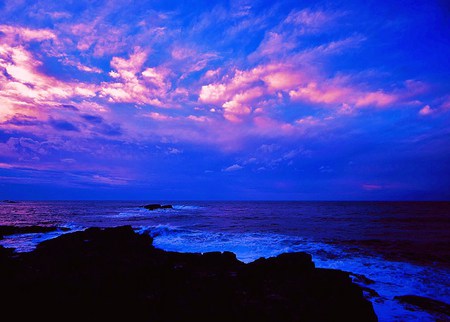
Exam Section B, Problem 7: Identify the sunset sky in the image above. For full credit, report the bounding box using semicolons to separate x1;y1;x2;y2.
0;0;449;200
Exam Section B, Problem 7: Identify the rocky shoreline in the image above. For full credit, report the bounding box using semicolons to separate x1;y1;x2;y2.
0;225;377;321
0;225;69;240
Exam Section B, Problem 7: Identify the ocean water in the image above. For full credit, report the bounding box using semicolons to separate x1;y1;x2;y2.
0;200;449;321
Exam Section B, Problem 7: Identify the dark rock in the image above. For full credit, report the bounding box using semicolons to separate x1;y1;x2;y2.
0;226;378;322
361;286;380;298
350;272;376;285
395;295;450;317
0;245;14;259
143;203;173;210
1;200;18;203
0;225;63;237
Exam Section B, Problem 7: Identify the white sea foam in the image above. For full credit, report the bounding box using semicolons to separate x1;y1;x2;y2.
172;205;203;210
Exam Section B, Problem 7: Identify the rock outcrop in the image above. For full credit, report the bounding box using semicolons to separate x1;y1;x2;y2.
395;295;450;318
0;226;377;322
143;203;173;210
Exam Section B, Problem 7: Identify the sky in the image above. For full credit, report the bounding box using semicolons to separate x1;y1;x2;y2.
0;0;449;200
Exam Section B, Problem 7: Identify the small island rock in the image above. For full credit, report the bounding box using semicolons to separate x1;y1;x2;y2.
143;203;173;210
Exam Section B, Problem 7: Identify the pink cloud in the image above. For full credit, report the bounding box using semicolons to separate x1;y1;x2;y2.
262;70;303;91
289;82;349;104
203;68;222;80
60;57;103;74
99;48;176;107
0;25;56;42
419;105;433;116
110;48;148;76
289;79;398;108
295;116;319;125
144;112;174;121
0;162;14;169
0;3;440;159
222;101;251;122
187;115;209;122
253;116;296;136
355;91;397;107
0;41;99;127
221;86;265;122
197;59;402;126
199;64;298;121
199;84;227;103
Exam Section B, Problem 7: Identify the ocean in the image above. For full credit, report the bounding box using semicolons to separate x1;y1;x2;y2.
0;200;449;321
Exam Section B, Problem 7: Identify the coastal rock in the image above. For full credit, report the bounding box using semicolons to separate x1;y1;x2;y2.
0;225;67;240
395;295;450;318
0;226;378;322
143;203;173;210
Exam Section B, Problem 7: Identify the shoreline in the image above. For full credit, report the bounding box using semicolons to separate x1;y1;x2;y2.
1;224;449;321
0;225;377;321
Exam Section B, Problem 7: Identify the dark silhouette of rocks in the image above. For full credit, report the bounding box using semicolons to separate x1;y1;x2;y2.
395;295;450;318
143;203;173;210
0;226;378;321
0;225;68;240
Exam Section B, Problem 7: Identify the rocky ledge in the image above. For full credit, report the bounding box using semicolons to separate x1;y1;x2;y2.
0;226;377;321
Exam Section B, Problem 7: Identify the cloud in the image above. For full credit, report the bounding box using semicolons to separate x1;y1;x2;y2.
0;36;98;129
0;25;56;42
223;164;243;172
295;116;319;125
289;80;398;108
257;144;280;154
144;112;174;121
91;174;128;186
199;84;227;103
167;147;182;154
419;105;433;116
99;48;174;107
0;2;448;201
283;9;334;32
4;115;42;126
61;158;76;164
187;115;209;122
59;57;103;74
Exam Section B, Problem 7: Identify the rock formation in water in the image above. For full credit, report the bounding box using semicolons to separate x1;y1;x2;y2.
143;203;173;210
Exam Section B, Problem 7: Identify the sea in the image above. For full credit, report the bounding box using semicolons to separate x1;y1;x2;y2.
0;200;449;321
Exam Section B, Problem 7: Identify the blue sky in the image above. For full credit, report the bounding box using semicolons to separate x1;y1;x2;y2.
0;0;449;200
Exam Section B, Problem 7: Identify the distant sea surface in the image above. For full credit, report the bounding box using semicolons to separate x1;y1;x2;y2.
0;200;449;321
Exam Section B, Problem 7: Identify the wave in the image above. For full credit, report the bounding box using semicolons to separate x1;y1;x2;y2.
172;205;204;210
137;224;326;263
